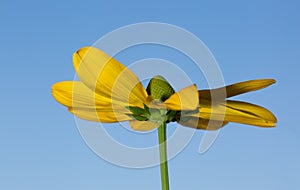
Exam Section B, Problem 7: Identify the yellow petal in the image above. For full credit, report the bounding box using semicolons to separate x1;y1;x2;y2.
225;100;277;123
178;117;228;130
199;79;276;100
52;81;130;112
187;99;276;127
129;120;160;131
73;47;148;108
52;81;110;108
164;84;199;110
69;107;132;123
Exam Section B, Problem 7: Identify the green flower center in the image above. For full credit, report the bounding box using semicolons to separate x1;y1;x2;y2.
128;75;179;123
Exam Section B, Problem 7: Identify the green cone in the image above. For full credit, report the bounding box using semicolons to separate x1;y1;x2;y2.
146;76;175;101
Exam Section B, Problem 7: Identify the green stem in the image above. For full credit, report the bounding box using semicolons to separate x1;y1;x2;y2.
158;122;170;190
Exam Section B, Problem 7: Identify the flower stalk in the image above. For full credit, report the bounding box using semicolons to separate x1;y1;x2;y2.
158;122;170;190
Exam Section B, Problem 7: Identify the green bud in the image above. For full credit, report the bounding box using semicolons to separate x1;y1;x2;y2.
146;75;175;101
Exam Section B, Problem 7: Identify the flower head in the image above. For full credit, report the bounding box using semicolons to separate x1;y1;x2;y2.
52;47;277;131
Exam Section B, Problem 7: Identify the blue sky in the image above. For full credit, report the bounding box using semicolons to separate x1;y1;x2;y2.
1;0;299;189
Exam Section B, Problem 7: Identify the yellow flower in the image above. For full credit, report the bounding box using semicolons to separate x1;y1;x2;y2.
52;47;277;131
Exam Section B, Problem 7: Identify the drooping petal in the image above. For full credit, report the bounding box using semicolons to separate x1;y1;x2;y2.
52;81;132;122
199;79;276;100
52;81;131;111
225;100;277;123
69;107;132;123
52;81;111;108
129;120;160;131
164;84;199;111
186;99;276;127
73;47;148;108
178;117;228;130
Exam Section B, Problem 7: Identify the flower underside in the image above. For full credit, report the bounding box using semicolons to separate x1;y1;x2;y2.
52;47;277;131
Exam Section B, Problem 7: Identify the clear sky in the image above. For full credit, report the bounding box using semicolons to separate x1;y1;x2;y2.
1;0;299;189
